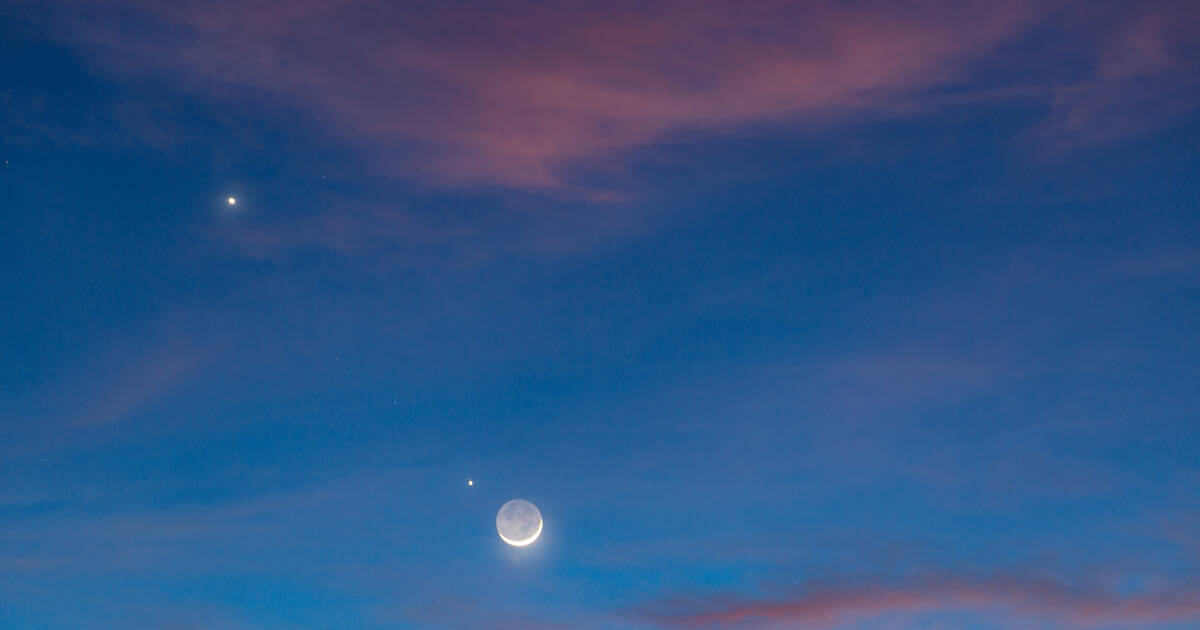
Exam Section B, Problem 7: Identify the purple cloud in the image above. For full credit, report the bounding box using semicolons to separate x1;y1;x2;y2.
644;573;1200;628
31;0;1039;192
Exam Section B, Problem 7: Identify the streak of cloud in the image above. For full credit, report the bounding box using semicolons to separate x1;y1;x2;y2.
11;0;1195;264
30;0;1039;192
644;574;1200;628
1027;5;1200;150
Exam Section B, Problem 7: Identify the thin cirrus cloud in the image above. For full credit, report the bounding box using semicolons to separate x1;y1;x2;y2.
22;1;1200;194
39;0;1045;192
1024;6;1200;151
644;574;1200;629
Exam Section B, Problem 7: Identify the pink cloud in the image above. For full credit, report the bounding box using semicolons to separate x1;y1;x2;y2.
62;334;216;429
1028;5;1200;150
44;0;1038;192
14;313;226;435
646;574;1200;628
11;0;1192;265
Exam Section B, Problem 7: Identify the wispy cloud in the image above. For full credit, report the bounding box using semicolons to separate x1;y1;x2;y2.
27;0;1196;196
644;573;1200;628
34;0;1039;193
3;310;226;458
0;468;427;576
61;335;216;429
1026;5;1200;150
213;202;465;260
208;195;652;263
12;0;1194;263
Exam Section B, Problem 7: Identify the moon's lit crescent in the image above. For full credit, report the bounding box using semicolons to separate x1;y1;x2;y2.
498;516;542;547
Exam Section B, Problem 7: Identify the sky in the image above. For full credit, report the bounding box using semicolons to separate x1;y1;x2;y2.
1;1;1199;629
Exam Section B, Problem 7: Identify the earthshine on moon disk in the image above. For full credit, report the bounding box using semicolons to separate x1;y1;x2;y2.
496;499;542;547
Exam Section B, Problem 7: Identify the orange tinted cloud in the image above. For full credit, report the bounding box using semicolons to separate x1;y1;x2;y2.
646;574;1200;628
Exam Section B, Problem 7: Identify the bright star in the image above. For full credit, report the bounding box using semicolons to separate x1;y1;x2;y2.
227;197;237;206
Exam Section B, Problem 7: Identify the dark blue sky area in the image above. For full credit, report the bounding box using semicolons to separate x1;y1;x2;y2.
2;2;1199;629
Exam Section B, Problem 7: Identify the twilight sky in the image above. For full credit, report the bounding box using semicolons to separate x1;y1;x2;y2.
2;1;1199;629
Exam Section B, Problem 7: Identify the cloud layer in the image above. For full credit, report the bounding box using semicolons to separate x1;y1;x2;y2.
646;574;1200;629
12;1;1197;198
33;0;1044;191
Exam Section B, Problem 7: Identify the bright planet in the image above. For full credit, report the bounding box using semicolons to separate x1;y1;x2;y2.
496;499;542;547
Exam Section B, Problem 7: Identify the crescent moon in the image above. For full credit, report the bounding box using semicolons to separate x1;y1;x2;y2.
498;517;542;547
496;499;543;547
